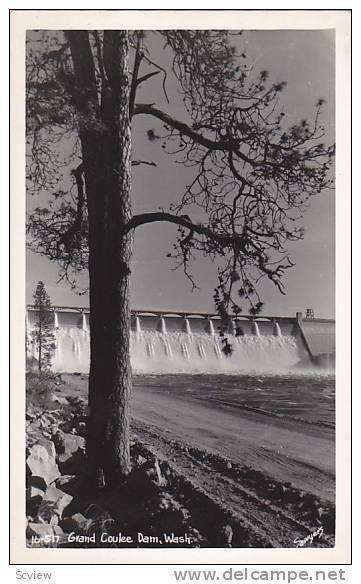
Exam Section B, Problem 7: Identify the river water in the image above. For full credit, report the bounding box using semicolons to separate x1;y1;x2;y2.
133;372;335;428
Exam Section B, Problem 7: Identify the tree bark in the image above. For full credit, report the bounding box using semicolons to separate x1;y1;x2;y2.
38;319;42;372
66;30;132;489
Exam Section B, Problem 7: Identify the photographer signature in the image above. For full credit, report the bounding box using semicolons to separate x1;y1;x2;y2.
294;526;324;547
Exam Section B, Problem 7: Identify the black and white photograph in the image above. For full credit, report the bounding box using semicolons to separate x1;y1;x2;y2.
10;9;351;564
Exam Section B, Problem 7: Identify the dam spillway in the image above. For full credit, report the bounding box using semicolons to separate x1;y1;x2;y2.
25;307;335;374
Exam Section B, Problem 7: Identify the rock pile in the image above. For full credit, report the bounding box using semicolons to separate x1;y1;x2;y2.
26;391;89;547
26;387;206;548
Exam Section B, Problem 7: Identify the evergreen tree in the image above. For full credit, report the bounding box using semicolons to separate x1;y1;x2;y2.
31;281;56;372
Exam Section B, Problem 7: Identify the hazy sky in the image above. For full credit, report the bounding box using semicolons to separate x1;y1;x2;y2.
26;29;335;318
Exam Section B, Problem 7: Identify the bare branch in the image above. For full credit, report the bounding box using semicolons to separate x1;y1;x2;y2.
135;70;160;88
141;51;170;103
122;211;247;251
131;160;157;167
133;103;240;151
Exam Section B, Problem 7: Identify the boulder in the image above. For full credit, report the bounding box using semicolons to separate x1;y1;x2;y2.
50;394;68;406
26;486;44;505
37;505;59;525
58;419;74;434
218;524;233;547
38;485;73;520
151;458;167;488
26;441;60;486
54;474;83;497
58;450;86;476
26;420;47;450
27;522;64;540
27;475;48;492
55;475;77;488
61;513;91;534
26;486;45;517
52;430;85;459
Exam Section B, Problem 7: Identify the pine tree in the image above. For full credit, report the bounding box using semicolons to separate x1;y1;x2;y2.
31;281;56;372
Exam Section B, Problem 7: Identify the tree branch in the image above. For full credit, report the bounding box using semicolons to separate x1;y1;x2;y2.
132;104;282;169
132;104;240;152
131;160;157;167
135;70;160;88
122;211;246;251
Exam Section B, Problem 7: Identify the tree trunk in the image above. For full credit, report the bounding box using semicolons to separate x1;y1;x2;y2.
66;31;132;489
38;318;42;372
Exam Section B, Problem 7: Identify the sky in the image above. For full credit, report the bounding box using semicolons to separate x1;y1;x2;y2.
26;29;335;318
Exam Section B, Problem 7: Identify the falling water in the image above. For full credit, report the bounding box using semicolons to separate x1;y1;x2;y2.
135;316;142;335
197;341;207;360
162;338;173;358
273;321;282;337
73;337;81;357
131;331;302;374
214;341;222;359
183;318;192;335
147;342;155;359
26;313;305;375
181;342;190;360
82;313;89;332
251;321;260;337
158;317;167;334
207;319;216;335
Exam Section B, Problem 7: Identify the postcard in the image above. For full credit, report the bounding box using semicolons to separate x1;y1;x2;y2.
10;9;351;564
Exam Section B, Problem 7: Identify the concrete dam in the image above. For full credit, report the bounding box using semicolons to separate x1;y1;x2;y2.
26;307;335;374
